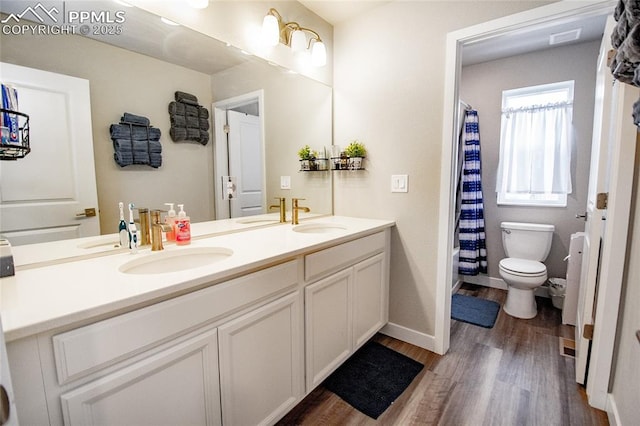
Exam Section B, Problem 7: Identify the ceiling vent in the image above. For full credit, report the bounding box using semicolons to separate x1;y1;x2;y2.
549;28;582;45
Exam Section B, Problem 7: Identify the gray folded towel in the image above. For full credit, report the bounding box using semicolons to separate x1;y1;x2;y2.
199;130;209;145
186;116;199;128
199;106;209;119
175;91;198;104
121;113;150;127
114;151;162;168
185;104;199;117
113;139;162;154
170;126;187;141
110;124;161;141
168;102;185;116
199;118;209;131
170;115;186;127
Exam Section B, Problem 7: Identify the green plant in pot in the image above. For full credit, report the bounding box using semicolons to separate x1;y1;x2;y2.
298;144;317;171
344;140;366;170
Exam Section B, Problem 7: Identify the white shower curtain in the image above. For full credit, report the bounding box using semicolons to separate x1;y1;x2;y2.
496;101;573;195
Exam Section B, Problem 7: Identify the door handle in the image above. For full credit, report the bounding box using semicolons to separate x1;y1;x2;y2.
575;212;587;221
0;384;9;425
76;208;97;218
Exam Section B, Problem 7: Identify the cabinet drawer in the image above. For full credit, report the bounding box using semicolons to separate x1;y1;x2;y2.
53;260;298;385
305;232;386;282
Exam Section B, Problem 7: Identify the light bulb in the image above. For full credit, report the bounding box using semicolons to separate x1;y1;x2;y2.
262;14;280;47
290;30;306;53
311;41;326;67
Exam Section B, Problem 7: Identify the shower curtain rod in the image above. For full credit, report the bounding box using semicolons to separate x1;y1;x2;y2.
459;99;473;110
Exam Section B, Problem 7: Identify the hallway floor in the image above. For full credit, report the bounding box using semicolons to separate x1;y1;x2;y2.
278;284;609;425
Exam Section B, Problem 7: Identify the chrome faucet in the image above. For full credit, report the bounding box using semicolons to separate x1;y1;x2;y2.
150;210;173;251
269;197;287;223
292;198;310;225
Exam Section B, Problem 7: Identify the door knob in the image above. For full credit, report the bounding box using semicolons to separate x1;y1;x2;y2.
0;384;10;425
575;212;587;221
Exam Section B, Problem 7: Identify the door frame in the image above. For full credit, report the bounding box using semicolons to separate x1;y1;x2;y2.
212;90;265;220
436;0;617;405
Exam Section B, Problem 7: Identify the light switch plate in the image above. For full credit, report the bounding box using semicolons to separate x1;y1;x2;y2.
391;174;408;193
280;176;291;190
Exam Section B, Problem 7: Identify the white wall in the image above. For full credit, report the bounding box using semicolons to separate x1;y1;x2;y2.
333;1;553;340
609;135;640;424
460;40;600;280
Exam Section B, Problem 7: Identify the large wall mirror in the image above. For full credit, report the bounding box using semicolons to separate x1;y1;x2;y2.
0;0;332;246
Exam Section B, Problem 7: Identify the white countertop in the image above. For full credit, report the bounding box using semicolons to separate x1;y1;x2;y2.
10;212;322;269
1;216;394;342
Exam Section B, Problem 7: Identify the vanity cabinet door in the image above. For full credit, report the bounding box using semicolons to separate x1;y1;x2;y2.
305;268;353;390
218;291;303;426
60;328;221;426
353;253;388;349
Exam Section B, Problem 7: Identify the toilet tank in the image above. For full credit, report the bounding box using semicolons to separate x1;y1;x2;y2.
501;222;555;261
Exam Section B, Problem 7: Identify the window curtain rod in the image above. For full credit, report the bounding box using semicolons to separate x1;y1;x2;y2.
502;100;572;115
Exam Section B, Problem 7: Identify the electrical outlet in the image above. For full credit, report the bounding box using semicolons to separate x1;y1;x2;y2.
391;175;408;193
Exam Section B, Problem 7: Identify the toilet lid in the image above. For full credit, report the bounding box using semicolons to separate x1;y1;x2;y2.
499;258;546;276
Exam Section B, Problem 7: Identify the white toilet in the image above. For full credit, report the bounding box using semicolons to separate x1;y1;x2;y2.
499;222;555;319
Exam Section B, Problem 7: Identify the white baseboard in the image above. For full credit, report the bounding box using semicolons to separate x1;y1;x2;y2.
606;394;622;426
460;274;507;290
452;279;462;294
380;322;437;353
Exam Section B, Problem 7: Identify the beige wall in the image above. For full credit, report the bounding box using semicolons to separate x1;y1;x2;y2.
610;136;640;424
332;1;553;337
1;32;214;233
460;40;600;280
211;60;333;215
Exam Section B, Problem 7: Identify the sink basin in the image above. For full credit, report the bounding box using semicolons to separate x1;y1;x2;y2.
235;217;280;225
292;223;348;234
119;247;233;275
77;239;121;249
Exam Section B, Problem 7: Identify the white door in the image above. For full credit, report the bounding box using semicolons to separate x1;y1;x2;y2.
576;16;637;408
227;110;264;218
0;63;99;245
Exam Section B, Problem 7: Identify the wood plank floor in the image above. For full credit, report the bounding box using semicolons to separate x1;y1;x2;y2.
278;284;609;425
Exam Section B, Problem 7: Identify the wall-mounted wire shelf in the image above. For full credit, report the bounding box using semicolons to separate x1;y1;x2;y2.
1;108;30;160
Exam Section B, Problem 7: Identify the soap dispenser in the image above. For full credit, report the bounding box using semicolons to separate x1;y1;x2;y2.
164;203;177;241
175;204;191;246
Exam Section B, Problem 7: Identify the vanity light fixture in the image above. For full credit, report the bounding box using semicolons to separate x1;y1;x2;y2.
160;17;180;26
261;8;327;67
187;0;209;9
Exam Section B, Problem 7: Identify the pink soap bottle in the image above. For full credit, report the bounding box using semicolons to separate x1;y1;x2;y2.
175;204;191;246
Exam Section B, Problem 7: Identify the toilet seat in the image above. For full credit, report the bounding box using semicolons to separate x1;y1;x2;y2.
499;258;546;277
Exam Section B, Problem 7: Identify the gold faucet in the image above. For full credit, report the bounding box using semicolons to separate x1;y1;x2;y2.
136;208;151;246
150;210;173;251
292;198;310;225
269;197;287;223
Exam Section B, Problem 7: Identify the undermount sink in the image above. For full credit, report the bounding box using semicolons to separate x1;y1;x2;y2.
119;247;233;275
235;217;280;225
292;222;348;234
77;239;121;249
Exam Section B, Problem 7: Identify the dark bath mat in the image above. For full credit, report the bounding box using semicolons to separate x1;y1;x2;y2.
323;341;423;419
451;293;500;328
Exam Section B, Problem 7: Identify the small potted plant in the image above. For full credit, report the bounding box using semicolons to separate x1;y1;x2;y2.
298;144;316;171
344;140;366;170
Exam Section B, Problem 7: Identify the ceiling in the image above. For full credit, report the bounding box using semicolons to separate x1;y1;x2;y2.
299;1;608;65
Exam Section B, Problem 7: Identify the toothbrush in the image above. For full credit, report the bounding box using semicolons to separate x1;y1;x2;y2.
118;202;129;248
128;203;138;254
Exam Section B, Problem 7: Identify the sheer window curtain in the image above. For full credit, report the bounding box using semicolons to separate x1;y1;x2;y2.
496;102;573;195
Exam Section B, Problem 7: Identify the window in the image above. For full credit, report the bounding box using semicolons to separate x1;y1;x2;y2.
495;81;574;207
